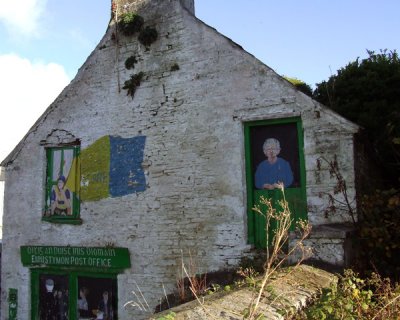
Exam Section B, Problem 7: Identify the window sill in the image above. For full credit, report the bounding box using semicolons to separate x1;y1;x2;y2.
42;216;83;225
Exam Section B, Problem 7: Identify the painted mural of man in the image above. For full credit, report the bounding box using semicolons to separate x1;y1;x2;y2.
40;279;56;320
255;138;293;190
97;291;113;320
51;176;72;215
55;288;68;320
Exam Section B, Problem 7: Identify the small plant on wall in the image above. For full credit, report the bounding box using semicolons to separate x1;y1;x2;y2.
138;26;158;47
118;12;144;36
123;72;144;98
125;56;138;70
170;63;180;72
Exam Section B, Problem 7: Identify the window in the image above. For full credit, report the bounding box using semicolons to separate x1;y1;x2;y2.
43;146;81;224
244;117;307;248
38;273;69;320
22;245;129;319
77;276;117;320
32;271;118;320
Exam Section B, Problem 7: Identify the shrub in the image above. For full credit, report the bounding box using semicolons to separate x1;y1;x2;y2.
284;76;313;97
138;26;158;47
358;189;400;278
300;270;400;320
118;12;144;36
125;56;138;70
122;72;144;98
170;63;180;72
313;50;400;187
247;186;311;319
156;312;176;320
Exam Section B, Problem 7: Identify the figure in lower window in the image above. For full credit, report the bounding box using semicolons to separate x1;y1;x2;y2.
97;291;113;320
40;279;56;320
55;288;68;320
78;287;91;318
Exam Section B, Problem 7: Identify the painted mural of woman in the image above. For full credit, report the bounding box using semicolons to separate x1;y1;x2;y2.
50;176;72;215
254;138;293;189
43;147;76;217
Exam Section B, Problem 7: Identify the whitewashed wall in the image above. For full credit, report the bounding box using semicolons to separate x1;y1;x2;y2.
0;181;3;239
1;0;358;319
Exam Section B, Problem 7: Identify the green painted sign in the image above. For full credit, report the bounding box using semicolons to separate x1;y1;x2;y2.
8;288;18;320
21;246;131;269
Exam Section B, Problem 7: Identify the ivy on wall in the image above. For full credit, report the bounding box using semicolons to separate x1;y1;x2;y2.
122;72;144;98
115;11;159;98
118;12;144;36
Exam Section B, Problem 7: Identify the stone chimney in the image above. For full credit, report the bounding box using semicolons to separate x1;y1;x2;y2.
112;0;195;15
180;0;195;14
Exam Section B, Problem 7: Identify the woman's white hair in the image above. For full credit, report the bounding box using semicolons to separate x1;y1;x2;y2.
263;138;280;154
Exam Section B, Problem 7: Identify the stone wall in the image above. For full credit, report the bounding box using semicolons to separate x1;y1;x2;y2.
0;1;358;319
152;265;337;320
0;167;3;241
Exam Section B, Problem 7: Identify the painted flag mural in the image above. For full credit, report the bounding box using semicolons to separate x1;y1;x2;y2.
80;135;146;201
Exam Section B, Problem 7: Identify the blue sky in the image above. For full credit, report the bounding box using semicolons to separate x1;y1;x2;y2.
0;0;399;162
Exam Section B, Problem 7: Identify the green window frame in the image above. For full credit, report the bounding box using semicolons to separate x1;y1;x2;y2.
43;146;81;224
30;269;118;320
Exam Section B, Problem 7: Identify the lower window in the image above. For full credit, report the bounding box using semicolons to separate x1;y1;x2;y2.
32;271;117;320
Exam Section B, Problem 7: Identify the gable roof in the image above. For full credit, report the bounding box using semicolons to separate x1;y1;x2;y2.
1;0;358;167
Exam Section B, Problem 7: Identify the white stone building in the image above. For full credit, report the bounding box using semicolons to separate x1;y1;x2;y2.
1;0;359;319
0;167;4;239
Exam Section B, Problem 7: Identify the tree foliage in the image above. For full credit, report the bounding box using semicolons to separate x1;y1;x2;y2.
359;189;400;277
313;50;400;186
285;76;313;97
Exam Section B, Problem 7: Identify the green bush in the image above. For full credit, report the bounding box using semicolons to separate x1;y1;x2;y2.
138;26;158;47
118;12;144;36
124;56;137;70
299;270;400;320
170;63;180;72
313;50;400;186
122;72;144;98
358;189;400;278
285;76;313;97
156;312;176;320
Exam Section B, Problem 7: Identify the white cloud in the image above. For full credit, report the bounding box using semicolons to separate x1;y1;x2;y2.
0;0;47;35
0;53;70;162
